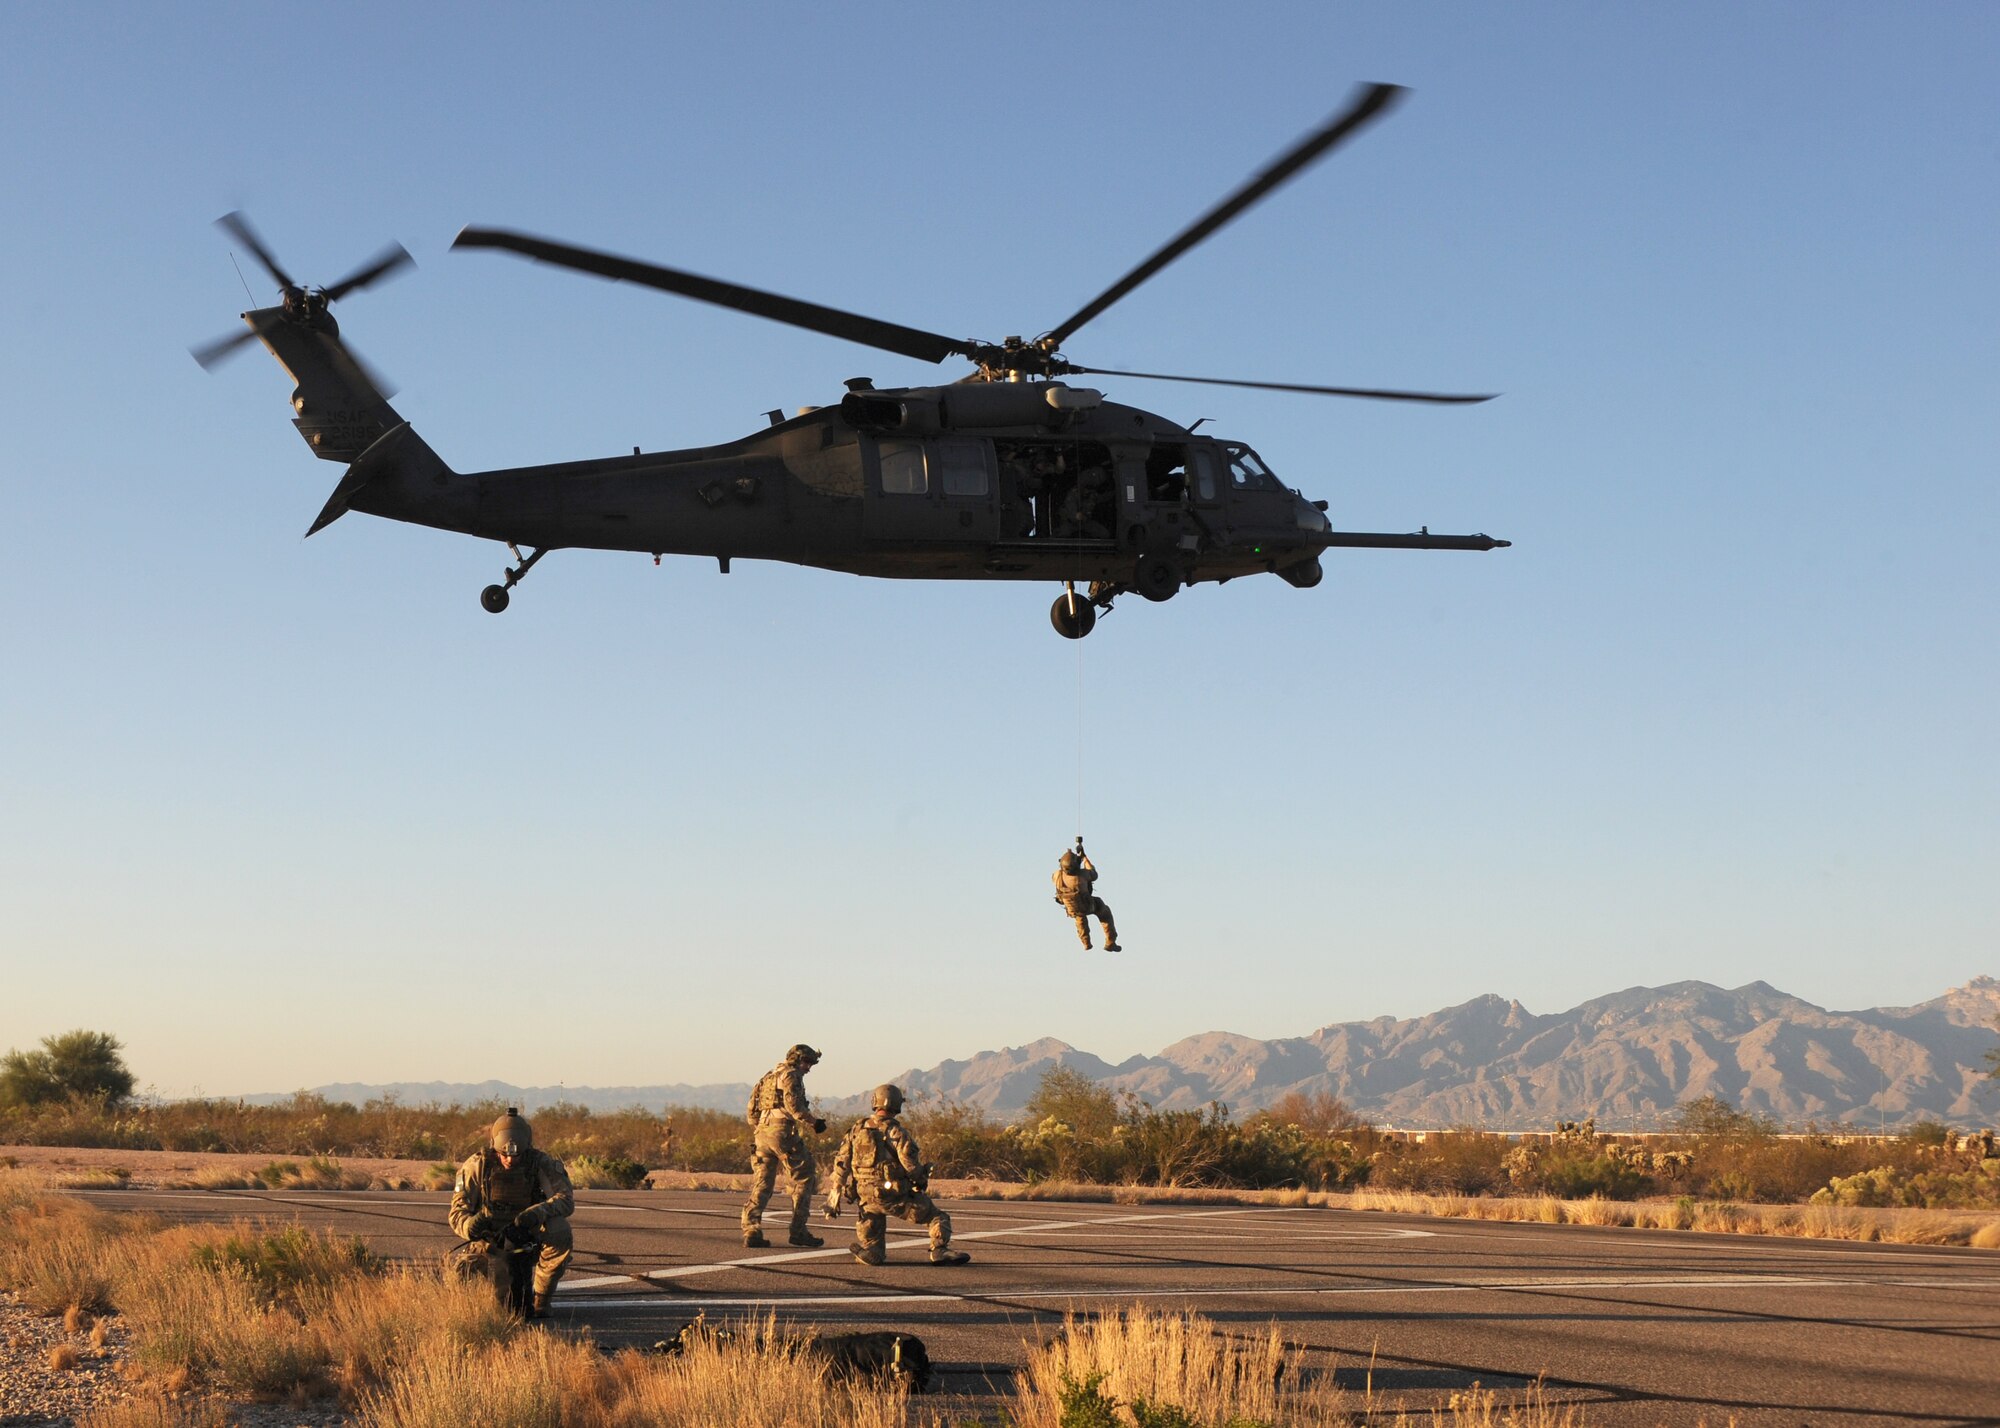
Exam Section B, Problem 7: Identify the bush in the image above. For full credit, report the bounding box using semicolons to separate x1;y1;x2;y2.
0;1031;136;1110
569;1155;648;1190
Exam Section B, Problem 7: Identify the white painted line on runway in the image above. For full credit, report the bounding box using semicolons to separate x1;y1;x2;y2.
563;1269;2000;1307
548;1207;1434;1291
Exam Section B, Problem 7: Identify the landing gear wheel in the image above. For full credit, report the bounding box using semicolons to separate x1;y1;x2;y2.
1134;553;1183;603
480;584;511;614
1050;593;1096;640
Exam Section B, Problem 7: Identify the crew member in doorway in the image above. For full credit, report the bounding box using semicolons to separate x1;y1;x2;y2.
1054;839;1120;951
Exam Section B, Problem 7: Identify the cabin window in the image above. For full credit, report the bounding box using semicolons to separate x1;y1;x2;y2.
880;439;927;495
1191;449;1219;501
936;438;989;497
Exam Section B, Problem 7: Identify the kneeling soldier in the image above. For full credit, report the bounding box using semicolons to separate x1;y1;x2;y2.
825;1084;969;1266
447;1107;575;1319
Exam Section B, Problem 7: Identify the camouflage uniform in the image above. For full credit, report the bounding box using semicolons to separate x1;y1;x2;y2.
446;1109;575;1317
1054;846;1120;951
742;1044;825;1247
826;1085;969;1266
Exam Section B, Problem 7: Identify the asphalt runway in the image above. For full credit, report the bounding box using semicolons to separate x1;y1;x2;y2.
81;1187;2000;1425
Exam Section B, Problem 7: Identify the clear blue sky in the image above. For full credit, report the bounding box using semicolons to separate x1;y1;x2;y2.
2;3;1992;1101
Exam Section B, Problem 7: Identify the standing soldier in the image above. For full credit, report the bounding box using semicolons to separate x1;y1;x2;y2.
1054;838;1120;951
447;1107;575;1319
742;1043;827;1248
825;1084;970;1266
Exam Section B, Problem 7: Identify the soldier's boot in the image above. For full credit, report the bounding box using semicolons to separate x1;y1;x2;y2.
743;1227;769;1248
1101;917;1121;953
788;1228;824;1247
849;1243;886;1266
926;1210;968;1265
528;1289;553;1320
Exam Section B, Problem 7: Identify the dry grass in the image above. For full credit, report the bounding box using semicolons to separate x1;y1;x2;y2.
49;1341;82;1370
1345;1187;2000;1248
961;1178;1324;1208
360;1313;921;1428
1014;1307;1328;1427
602;1316;918;1428
77;1399;229;1428
164;1165;257;1191
0;1193;143;1314
54;1168;133;1189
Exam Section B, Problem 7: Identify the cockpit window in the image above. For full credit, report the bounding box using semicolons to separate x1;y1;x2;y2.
1224;444;1282;491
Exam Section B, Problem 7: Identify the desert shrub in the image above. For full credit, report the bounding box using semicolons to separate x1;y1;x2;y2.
1253;1089;1363;1136
906;1097;1026;1180
569;1155;648;1190
659;1106;754;1172
1813;1156;2000;1210
1370;1131;1512;1195
0;1031;136;1109
1115;1102;1235;1188
0;1090;678;1167
1024;1065;1121;1142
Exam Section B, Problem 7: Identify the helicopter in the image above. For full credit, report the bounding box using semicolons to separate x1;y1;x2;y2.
197;82;1506;638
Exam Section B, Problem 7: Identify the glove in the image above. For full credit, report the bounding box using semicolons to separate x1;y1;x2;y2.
812;1118;827;1134
512;1206;547;1233
914;1165;932;1193
467;1212;500;1242
824;1199;842;1221
502;1220;537;1247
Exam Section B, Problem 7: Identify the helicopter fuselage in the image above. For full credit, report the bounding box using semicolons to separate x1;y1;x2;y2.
247;299;1503;629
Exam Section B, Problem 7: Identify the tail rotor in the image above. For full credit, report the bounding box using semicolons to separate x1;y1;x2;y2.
191;212;414;384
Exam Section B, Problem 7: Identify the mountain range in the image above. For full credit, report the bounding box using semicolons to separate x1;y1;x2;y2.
249;978;2000;1130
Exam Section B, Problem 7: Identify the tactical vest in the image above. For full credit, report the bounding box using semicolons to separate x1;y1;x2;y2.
748;1069;783;1123
849;1119;904;1194
482;1151;537;1220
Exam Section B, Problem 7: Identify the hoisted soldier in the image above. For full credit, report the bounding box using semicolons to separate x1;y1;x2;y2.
741;1043;827;1248
1054;838;1120;951
447;1107;575;1320
825;1083;969;1266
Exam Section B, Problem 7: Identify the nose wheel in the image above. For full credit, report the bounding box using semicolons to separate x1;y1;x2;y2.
480;543;546;614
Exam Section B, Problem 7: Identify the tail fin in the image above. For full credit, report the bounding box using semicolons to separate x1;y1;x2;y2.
243;304;400;463
241;305;458;536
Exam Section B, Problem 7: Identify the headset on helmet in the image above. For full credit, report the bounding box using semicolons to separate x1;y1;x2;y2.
788;1043;821;1066
490;1106;533;1156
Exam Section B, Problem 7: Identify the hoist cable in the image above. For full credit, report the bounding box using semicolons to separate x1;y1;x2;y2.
1075;628;1085;841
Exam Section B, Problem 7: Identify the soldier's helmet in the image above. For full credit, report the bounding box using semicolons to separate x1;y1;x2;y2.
490;1107;533;1156
871;1084;905;1115
787;1043;821;1067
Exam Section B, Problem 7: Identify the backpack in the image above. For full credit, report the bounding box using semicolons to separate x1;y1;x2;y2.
746;1070;779;1125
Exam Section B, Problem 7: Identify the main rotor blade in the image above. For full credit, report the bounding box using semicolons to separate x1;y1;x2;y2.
323;241;415;303
1063;364;1494;404
191;326;257;370
454;226;970;366
214;211;295;291
1045;83;1407;350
